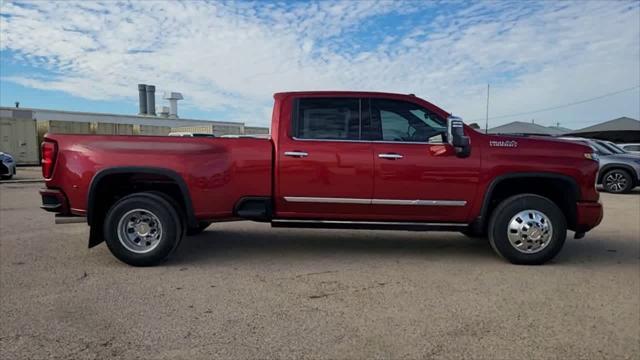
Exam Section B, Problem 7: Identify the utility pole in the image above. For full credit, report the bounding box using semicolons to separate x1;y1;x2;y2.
484;84;490;133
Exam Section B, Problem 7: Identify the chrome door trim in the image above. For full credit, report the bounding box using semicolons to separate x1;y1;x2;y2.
283;197;466;206
284;196;370;204
371;199;466;206
291;137;435;145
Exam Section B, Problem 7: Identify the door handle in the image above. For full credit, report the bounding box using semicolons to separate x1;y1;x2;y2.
284;151;308;158
378;153;403;160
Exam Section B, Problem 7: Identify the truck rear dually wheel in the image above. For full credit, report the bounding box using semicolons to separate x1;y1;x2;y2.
488;194;566;265
104;193;183;266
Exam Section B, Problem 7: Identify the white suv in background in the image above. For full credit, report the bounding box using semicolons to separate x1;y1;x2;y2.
619;143;640;155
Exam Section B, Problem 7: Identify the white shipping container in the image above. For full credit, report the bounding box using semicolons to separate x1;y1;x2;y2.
139;125;171;136
171;123;243;136
0;115;39;165
95;122;133;135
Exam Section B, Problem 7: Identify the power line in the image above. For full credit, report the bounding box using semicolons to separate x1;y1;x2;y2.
467;85;640;122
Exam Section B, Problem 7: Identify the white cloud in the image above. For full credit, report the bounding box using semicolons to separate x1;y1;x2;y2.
0;0;638;127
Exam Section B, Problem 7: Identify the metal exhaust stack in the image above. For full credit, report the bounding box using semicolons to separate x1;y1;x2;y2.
163;92;183;118
138;84;147;115
146;85;156;116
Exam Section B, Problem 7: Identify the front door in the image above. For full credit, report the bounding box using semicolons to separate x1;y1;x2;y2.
368;98;481;223
276;97;375;220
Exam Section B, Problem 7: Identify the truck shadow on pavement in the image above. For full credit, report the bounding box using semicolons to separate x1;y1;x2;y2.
171;229;494;265
168;227;639;267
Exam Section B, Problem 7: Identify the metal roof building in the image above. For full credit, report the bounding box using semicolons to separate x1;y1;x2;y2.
1;106;247;130
487;121;569;136
564;117;640;143
0;106;269;165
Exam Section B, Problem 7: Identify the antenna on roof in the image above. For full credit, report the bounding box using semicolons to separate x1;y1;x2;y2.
484;84;490;133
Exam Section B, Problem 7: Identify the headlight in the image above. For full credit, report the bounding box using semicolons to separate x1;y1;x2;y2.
584;152;599;161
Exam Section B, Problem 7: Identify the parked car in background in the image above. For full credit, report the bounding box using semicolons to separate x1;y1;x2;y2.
597;140;639;157
560;137;640;193
167;132;215;137
619;143;640;155
0;152;17;180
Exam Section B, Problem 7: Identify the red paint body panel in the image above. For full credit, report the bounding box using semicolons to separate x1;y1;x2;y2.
43;90;602;234
43;135;272;219
371;142;480;222
575;201;604;232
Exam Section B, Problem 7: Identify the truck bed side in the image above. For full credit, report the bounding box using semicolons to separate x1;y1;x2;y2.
43;134;273;220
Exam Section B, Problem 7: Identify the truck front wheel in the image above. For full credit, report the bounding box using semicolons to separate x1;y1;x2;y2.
103;193;183;266
488;194;566;265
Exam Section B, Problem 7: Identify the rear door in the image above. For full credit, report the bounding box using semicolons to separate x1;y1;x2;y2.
367;98;481;223
275;97;375;220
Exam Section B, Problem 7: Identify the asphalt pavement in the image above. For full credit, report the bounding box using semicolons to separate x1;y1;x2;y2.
0;182;638;359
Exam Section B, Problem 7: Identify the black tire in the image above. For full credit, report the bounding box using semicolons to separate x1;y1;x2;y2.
103;192;183;266
0;175;12;180
187;221;212;236
488;194;566;265
602;169;634;193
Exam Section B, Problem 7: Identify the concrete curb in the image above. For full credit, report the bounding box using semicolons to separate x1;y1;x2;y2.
0;179;45;184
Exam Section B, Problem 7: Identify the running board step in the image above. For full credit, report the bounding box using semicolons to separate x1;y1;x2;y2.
271;219;468;232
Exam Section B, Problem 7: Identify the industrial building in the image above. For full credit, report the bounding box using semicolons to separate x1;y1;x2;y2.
0;106;268;165
0;84;269;165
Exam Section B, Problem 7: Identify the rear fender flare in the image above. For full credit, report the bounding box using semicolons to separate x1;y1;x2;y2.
86;166;197;228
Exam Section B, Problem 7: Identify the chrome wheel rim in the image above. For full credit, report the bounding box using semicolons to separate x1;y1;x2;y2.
605;172;627;192
117;209;163;254
507;210;553;254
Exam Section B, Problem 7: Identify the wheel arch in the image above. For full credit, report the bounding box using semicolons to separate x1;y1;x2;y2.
87;167;197;247
474;172;580;233
597;164;637;185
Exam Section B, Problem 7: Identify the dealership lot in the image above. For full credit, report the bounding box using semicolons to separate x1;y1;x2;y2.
0;182;638;359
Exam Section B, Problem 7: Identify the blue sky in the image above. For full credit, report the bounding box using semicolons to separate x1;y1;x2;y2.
1;0;639;128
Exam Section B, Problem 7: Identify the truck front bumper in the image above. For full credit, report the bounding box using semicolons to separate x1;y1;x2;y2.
575;201;603;234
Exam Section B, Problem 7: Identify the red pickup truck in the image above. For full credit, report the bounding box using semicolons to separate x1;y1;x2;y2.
40;91;603;266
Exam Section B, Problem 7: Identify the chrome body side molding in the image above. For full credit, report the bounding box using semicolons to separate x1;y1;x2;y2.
283;197;371;205
271;219;468;231
283;196;466;206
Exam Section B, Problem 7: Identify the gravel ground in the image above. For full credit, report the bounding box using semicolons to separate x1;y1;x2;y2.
1;182;638;359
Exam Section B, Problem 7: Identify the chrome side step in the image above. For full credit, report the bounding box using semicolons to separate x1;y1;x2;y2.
271;219;468;232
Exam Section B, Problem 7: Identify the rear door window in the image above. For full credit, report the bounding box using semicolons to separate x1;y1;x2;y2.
294;98;360;140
